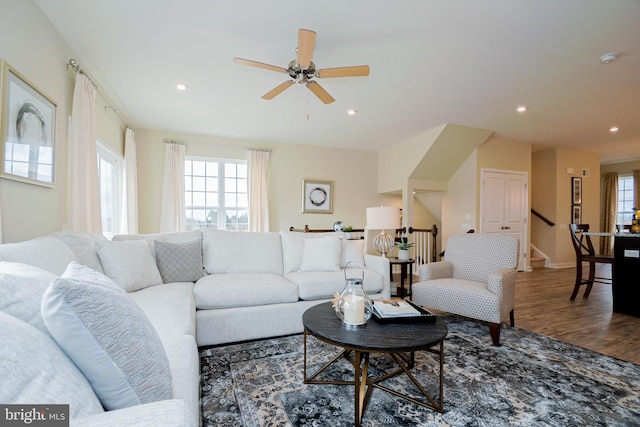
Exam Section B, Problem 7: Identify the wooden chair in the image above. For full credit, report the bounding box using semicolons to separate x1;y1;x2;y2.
569;224;614;301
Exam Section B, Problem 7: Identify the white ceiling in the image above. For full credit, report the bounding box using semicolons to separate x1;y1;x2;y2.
35;0;640;164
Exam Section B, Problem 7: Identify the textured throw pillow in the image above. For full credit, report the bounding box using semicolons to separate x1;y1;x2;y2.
299;237;342;272
341;239;365;268
155;239;203;283
97;240;163;292
41;262;173;411
0;312;104;418
0;262;57;335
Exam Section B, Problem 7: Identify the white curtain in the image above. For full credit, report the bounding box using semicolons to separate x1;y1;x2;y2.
159;142;185;232
121;127;138;234
69;74;101;234
247;149;270;232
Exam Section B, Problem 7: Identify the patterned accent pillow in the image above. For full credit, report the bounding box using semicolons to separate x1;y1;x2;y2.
155;239;203;283
41;262;173;410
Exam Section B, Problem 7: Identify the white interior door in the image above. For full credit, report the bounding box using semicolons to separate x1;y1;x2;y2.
481;169;528;271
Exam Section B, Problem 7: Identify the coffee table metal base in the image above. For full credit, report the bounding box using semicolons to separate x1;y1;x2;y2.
303;330;444;426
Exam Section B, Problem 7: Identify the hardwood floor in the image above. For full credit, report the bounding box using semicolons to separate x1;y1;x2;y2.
401;265;640;364
514;265;640;365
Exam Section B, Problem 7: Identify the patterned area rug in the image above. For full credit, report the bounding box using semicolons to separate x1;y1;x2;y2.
200;316;640;426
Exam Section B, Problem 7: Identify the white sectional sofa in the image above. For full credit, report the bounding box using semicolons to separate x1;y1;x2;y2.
0;228;390;426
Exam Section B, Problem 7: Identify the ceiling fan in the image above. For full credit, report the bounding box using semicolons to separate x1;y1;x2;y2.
233;29;370;104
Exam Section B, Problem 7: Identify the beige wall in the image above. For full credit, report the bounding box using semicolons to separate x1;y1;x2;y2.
532;147;601;267
601;160;640;175
134;128;398;234
0;1;73;242
0;0;126;243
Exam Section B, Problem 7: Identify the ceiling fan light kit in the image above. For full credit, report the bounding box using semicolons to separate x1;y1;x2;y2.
233;28;370;104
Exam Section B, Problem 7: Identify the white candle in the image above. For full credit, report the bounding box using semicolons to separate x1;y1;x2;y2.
343;294;365;324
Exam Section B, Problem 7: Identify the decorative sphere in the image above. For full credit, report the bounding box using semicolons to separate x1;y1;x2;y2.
333;221;344;232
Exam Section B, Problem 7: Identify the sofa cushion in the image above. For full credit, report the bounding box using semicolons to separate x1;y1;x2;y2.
155;239;203;283
53;230;109;274
0;261;56;335
0;311;104;418
286;268;384;301
0;235;76;275
194;273;298;309
280;231;340;274
299;237;342;272
202;229;283;275
98;240;163;292
41;262;173;411
128;282;196;339
341;239;365;268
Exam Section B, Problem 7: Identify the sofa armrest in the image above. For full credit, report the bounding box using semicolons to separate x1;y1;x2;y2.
71;400;187;427
487;268;517;313
363;254;391;300
417;261;452;281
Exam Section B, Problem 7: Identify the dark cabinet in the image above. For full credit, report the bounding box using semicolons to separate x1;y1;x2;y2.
613;235;640;317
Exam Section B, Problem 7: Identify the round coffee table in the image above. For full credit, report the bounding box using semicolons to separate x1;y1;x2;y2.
302;302;448;426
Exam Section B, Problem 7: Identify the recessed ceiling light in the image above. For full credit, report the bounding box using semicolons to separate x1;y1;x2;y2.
176;83;188;91
516;105;527;113
347;109;357;116
609;126;619;133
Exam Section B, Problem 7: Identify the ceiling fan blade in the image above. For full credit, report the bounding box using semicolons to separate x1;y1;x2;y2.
261;80;295;100
233;57;287;74
297;29;316;68
306;81;335;104
316;65;370;78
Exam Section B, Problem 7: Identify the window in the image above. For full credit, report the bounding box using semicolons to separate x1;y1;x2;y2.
184;158;248;231
617;175;634;225
97;141;123;239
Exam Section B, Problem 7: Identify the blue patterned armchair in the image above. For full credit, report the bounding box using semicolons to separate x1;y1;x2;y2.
412;233;519;345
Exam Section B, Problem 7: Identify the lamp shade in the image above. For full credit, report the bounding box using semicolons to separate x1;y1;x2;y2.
366;206;401;230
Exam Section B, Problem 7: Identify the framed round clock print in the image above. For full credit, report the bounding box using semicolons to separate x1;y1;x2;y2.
302;179;333;213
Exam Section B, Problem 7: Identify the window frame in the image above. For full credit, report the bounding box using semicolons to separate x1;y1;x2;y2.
184;157;248;231
617;174;634;225
96;141;124;239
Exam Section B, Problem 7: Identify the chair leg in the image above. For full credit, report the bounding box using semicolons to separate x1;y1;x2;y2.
584;262;596;299
509;310;515;327
489;323;501;346
570;262;583;301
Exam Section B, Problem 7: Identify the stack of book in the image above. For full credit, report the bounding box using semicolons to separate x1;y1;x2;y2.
372;300;436;323
373;301;422;318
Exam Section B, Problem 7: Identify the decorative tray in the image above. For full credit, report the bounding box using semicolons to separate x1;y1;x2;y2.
371;300;437;324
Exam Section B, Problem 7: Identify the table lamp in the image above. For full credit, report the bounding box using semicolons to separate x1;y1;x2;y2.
366;206;401;257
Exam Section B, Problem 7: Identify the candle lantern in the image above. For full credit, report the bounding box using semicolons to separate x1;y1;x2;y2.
334;262;373;327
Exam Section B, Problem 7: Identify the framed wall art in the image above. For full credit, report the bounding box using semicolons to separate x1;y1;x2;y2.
572;204;582;224
302;179;333;213
571;177;582;205
0;60;57;187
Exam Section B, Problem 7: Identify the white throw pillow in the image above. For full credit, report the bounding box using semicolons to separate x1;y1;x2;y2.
341;239;365;268
53;230;108;274
0;261;57;335
0;311;104;418
41;262;173;411
299;237;342;272
97;240;162;292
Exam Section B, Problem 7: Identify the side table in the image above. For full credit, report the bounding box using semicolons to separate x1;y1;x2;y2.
389;258;415;299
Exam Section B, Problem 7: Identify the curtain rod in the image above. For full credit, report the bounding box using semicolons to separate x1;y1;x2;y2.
163;139;272;152
67;58;130;129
